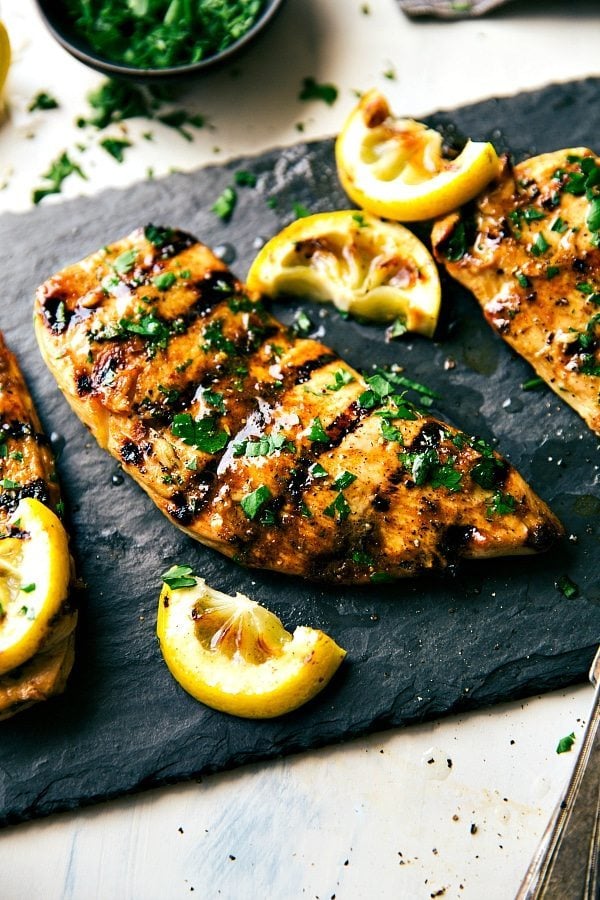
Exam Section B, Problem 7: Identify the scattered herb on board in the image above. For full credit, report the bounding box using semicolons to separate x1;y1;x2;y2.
100;137;132;162
212;186;237;222
555;574;579;599
64;0;266;70
521;376;545;391
556;732;576;754
32;151;87;204
299;77;338;106
161;564;197;590
28;92;59;112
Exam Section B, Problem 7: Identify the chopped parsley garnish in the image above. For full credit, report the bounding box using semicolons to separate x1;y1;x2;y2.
28;92;59;112
380;421;403;444
487;490;515;517
332;471;356;491
326;368;354;391
546;266;560;280
551;216;567;233
201;389;225;413
308;417;329;443
400;449;462;492
121;311;173;348
161;564;197;590
144;224;175;248
291;310;313;336
171;413;228;454
20;583;36;593
299;77;338;106
555;574;579;599
386;316;408;340
1;479;19;490
113;249;137;275
64;0;265;69
292;202;311;219
240;485;272;521
234;432;293;458
351;550;374;566
153;272;177;291
234;169;257;188
309;462;328;478
100;137;132;162
514;270;530;289
521;375;545;391
530;232;550;257
32;151;86;204
211;186;237;221
324;492;351;522
588;197;600;233
441;220;468;262
556;732;576;754
202;320;236;355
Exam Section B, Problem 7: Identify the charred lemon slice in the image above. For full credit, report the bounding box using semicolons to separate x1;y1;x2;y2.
0;498;71;676
246;209;441;336
157;569;346;718
335;89;501;222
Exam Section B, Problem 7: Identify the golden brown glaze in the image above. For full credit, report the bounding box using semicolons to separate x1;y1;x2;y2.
0;334;77;719
35;226;562;584
432;149;600;434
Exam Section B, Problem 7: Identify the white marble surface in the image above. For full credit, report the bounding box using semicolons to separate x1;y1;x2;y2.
0;0;597;897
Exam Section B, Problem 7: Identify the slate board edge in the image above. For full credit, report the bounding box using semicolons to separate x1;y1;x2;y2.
4;642;594;829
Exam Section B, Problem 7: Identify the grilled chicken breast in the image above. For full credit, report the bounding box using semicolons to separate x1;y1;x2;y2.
34;226;562;584
432;148;600;434
0;334;76;720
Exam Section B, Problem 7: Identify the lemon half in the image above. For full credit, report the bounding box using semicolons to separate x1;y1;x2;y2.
0;498;71;676
157;574;346;718
246;209;441;336
335;89;501;222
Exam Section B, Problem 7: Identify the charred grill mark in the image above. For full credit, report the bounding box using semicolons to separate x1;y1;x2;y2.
0;420;48;446
144;225;196;260
76;373;93;396
326;400;370;446
440;524;476;561
0;478;51;515
39;293;72;334
408;421;446;452
191;271;239;315
371;492;390;512
120;439;145;467
166;470;217;525
287;353;337;386
525;520;562;553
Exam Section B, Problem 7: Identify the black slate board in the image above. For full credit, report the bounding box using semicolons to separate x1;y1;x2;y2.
0;78;599;827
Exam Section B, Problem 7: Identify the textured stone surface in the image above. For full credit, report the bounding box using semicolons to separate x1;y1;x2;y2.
0;78;598;826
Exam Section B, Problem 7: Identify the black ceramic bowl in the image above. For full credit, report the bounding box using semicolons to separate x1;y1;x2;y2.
34;0;286;82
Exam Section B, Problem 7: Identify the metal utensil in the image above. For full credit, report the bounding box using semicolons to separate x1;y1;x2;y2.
517;646;600;899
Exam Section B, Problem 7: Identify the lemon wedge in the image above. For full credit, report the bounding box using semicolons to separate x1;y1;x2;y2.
246;209;441;336
0;498;71;676
0;21;10;118
157;569;346;718
335;89;501;222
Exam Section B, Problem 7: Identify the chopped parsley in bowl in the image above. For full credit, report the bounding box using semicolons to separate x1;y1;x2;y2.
34;0;286;80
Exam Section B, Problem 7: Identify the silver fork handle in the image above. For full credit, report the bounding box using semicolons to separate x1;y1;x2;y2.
516;681;600;899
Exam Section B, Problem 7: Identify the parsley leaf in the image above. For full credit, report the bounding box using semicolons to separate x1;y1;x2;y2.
324;492;351;522
332;471;357;491
100;137;132;162
556;732;576;754
240;485;272;520
299;77;338;106
308;417;329;443
171;413;228;454
326;368;354;391
32;151;87;204
161;564;197;590
211;186;237;221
